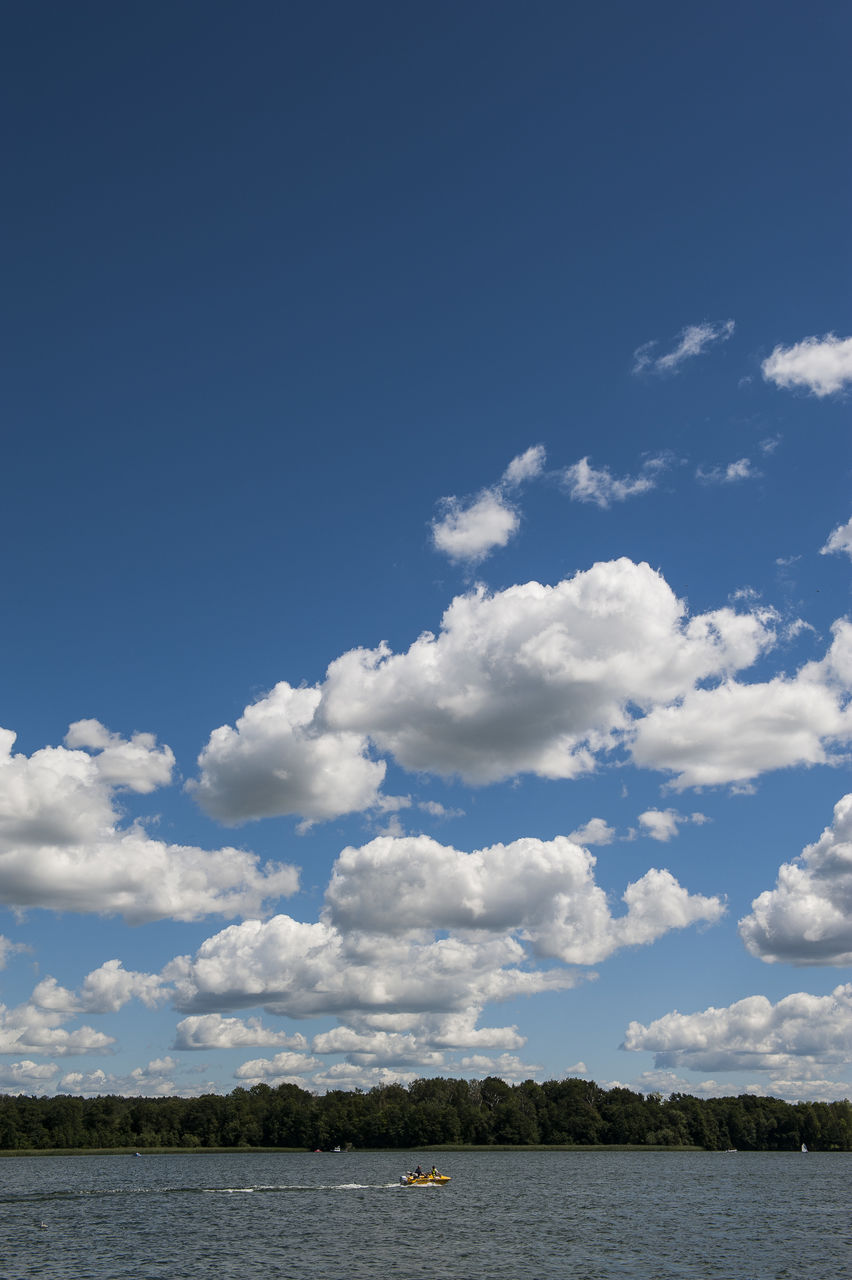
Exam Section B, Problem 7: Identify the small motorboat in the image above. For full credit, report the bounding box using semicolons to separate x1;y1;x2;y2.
399;1172;451;1186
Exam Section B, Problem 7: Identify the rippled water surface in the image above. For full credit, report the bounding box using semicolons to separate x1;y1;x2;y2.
2;1149;849;1279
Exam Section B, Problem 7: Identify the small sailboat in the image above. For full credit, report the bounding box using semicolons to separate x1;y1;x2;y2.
801;1143;808;1153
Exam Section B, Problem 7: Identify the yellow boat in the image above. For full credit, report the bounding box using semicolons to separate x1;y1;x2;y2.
400;1173;451;1186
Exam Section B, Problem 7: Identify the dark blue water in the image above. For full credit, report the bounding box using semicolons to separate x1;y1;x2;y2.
2;1149;849;1279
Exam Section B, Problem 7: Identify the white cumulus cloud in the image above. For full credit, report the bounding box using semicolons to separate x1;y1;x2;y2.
739;793;852;965
623;984;852;1078
0;1059;59;1093
322;559;776;787
430;445;546;565
324;834;724;964
173;1014;309;1051
167;914;578;1021
431;490;520;564
59;1058;186;1097
191;559;852;825
233;1051;322;1085
192;682;385;824
0;1000;114;1057
762;333;852;397
32;961;167;1014
638;809;708;842
631;619;852;790
0;723;298;921
568;817;616;845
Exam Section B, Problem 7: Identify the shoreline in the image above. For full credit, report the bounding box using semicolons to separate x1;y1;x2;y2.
0;1142;730;1158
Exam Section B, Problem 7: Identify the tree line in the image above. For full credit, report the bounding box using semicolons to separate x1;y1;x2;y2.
1;1077;850;1152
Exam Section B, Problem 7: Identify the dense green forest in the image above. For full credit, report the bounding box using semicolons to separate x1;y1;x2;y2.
1;1078;850;1152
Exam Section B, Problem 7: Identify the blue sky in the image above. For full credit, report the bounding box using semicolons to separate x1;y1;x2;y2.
2;0;851;1103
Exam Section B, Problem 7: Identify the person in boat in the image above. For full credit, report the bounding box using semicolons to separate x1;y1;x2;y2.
430;1165;439;1178
414;1164;423;1177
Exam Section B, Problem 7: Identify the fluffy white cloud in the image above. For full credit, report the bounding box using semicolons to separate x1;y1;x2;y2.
424;1009;525;1050
233;1051;322;1084
311;1026;447;1070
59;1058;186;1097
739;794;852;965
309;1063;419;1092
628;1069;734;1099
762;333;852;397
0;1059;59;1093
325;834;724;963
430;445;546;565
0;999;114;1057
633;320;735;374
192;557;851;825
561;455;669;507
38;828;719;1082
631;620;852;789
0;724;298;921
322;559;776;786
821;516;852;560
168;913;578;1020
756;1077;852;1104
638;809;708;842
62;720;174;791
431;490;520;563
568;818;615;845
623;984;852;1077
173;1013;309;1051
192;682;385;824
32;961;168;1015
306;1015;530;1080
457;1052;541;1079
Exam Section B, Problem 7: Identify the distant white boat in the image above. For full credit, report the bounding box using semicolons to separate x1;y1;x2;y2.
801;1143;808;1153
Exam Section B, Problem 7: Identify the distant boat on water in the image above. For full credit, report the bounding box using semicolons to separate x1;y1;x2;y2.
801;1143;808;1153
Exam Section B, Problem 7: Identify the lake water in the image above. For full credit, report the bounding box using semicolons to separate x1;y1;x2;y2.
2;1149;849;1279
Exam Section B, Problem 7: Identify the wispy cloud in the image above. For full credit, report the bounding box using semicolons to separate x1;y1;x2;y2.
696;457;758;485
502;444;546;487
633;320;735;375
562;454;670;507
762;333;852;397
